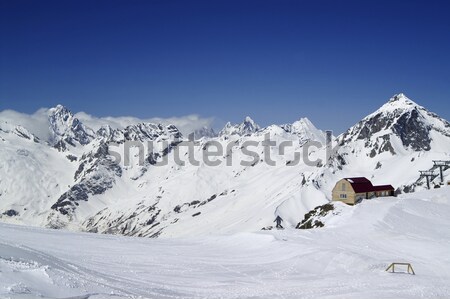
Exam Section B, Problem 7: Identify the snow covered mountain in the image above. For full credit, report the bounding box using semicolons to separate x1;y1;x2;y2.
316;93;450;194
281;117;327;144
339;93;450;152
48;104;96;151
218;116;260;136
0;93;449;238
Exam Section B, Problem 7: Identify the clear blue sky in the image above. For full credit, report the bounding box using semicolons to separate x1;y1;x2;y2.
1;0;449;133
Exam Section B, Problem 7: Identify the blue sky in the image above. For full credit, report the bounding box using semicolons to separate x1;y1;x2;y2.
0;0;449;133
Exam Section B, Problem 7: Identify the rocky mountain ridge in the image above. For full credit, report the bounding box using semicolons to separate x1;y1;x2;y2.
0;93;448;237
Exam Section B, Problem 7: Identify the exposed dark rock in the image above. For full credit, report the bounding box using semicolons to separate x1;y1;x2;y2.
14;129;30;140
392;108;431;151
298;219;324;229
147;152;160;165
52;143;122;216
379;135;396;155
146;209;161;225
74;162;85;180
166;124;182;139
161;141;183;157
53;140;67;152
356;113;387;140
261;226;273;231
296;203;335;230
66;154;78;162
3;209;19;217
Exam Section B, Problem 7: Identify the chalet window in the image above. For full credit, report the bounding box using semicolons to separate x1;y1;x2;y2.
342;183;346;191
340;194;347;199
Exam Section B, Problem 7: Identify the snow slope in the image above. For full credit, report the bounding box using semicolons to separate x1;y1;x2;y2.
0;188;449;299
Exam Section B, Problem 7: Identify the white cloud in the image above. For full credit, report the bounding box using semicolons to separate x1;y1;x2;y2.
0;106;214;140
0;108;52;140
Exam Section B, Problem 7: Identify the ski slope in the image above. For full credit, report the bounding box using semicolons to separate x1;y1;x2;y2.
1;188;449;299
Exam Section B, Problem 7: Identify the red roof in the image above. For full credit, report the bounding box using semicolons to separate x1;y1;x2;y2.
344;177;371;184
344;177;394;193
372;185;395;191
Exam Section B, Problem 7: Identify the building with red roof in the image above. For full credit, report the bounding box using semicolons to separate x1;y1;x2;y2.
332;177;395;205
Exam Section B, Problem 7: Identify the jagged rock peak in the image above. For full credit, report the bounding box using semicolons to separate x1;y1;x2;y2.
219;116;260;136
101;122;183;143
239;116;260;134
166;124;182;139
96;125;113;138
48;105;74;133
49;104;71;115
48;105;95;148
120;123;165;142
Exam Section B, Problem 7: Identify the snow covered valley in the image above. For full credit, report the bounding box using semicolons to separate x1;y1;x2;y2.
1;188;449;299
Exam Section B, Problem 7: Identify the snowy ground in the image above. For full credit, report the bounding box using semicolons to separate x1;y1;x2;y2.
1;188;449;299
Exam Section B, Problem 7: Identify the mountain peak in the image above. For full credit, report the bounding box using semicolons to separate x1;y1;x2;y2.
240;116;259;133
49;104;72;115
340;93;450;152
48;105;94;148
294;117;313;126
54;104;68;110
280;117;326;143
389;93;416;104
243;116;255;124
390;92;406;100
378;93;419;113
218;116;260;137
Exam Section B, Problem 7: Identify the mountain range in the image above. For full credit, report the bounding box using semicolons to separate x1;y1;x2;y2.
0;93;449;237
